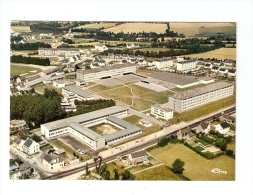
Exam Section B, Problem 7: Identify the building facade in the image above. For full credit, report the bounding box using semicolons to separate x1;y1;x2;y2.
76;64;137;82
155;57;173;69
151;104;174;120
38;48;80;56
177;59;197;71
168;82;234;113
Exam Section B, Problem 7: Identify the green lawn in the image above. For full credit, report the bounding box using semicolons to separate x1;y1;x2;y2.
40;144;53;151
198;139;211;147
10;64;42;77
168;96;236;125
33;83;62;94
149;143;235;181
141;91;175;104
194;146;205;152
50;139;76;156
88;84;112;92
143;125;161;135
129;84;155;96
127;163;153;173
132;99;155;111
135;165;184;180
123;115;142;124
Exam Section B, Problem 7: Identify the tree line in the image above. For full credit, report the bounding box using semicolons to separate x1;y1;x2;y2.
11;42;51;50
11;55;50;66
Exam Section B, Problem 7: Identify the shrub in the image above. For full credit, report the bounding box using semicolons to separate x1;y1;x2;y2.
226;149;234;156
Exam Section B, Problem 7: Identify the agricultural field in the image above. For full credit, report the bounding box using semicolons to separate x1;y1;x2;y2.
75;22;116;29
182;48;236;60
11;26;31;33
10;64;42;77
103;22;168;34
133;47;179;52
170;22;236;37
149;143;235;181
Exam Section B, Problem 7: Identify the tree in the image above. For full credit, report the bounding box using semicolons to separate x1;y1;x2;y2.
121;170;135;180
94;156;102;174
103;170;111;180
113;169;119;180
85;163;90;175
100;163;108;176
172;159;185;174
226;149;234;156
158;137;169;147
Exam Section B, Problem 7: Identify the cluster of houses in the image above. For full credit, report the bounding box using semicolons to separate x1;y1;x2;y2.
204;63;236;77
13;137;40;155
203;59;235;67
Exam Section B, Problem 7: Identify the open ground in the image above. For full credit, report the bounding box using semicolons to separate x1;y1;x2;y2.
11;26;31;33
90;123;119;136
10;64;42;77
75;23;116;29
149;143;235;180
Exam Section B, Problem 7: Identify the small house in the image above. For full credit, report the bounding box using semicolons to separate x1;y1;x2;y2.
215;122;230;134
128;150;148;165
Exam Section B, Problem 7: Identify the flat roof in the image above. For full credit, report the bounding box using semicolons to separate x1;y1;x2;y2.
170;82;234;100
77;64;136;75
152;103;174;112
63;85;93;98
41;106;127;131
149;72;199;86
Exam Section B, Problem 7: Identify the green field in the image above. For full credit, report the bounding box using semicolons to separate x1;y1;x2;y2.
149;143;235;180
10;64;42;77
127;163;153;173
123;115;142;124
135;165;184;180
168;96;236;125
89;84;114;93
141;91;175;104
33;83;62;94
132;99;155;111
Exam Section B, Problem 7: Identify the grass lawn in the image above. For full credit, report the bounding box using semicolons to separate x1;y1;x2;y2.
129;84;155;96
198;139;211;146
227;140;235;153
127;163;153;173
141;91;175;104
194;146;205;152
33;83;62;94
11;26;31;32
50;139;76;156
132;99;155;111
40;144;53;152
135;165;184;180
123;115;142;124
10;64;42;77
89;84;114;93
168;96;236;125
149;143;235;180
143;125;161;135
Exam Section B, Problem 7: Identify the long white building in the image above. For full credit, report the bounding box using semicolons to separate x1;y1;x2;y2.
168;82;234;113
76;64;137;82
155;57;173;69
177;59;197;71
40;106;142;150
38;48;80;56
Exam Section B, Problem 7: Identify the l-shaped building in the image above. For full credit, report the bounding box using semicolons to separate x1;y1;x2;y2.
40;106;142;150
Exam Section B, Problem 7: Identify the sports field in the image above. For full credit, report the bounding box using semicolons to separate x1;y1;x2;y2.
103;22;167;34
182;48;236;60
11;26;31;33
149;143;235;181
11;64;42;77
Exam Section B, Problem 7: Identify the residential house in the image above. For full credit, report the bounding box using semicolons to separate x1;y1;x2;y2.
177;128;196;140
128;55;135;61
222;115;236;124
126;43;139;49
129;59;136;64
224;59;234;66
22;138;40;155
107;61;114;66
215;122;230;134
10;162;32;180
107;53;114;59
177;57;184;62
195;121;211;134
204;64;212;69
151;103;174;120
10;120;26;129
122;54;129;60
128;150;148;165
114;54;122;59
139;119;152;127
90;63;100;69
147;60;155;66
95;43;108;52
138;59;147;66
40;153;65;170
203;60;212;65
10;87;20;96
137;55;144;61
121;60;128;64
10;79;14;88
218;68;228;74
211;66;219;73
213;60;221;66
93;57;106;67
227;69;236;77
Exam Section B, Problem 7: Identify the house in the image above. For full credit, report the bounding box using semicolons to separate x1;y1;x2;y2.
22;138;40;155
114;54;122;59
74;79;86;86
16;82;26;91
213;60;221;66
139;119;152;127
121;60;128;64
10;162;32;180
147;60;155;66
55;70;65;76
69;56;77;62
224;59;234;66
215;122;230;134
25;74;41;83
107;53;114;59
155;57;173;69
222;114;236;124
128;55;135;60
93;57;106;66
107;61;114;66
129;59;136;64
204;64;212;69
10;120;26;129
90;63;100;69
40;153;65;170
137;55;144;61
128;150;148;165
211;66;219;73
10;87;20;96
218;68;228;74
177;57;184;62
195;121;211;134
203;60;212;65
54;149;66;156
151;103;174;120
122;54;129;60
10;79;14;87
177;128;196;140
138;59;147;66
126;43;139;49
16;76;26;83
95;43;108;52
53;80;66;88
227;69;236;77
13;137;22;149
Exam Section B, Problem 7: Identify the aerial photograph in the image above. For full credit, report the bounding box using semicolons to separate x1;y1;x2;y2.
9;21;237;181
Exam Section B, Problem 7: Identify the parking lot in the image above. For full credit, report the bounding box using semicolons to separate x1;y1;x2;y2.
58;135;97;157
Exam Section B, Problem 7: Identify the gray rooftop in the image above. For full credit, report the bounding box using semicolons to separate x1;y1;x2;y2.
178;59;197;64
77;64;136;75
130;150;147;158
69;122;103;141
43;155;53;163
23;139;33;147
63;85;93;98
149;72;199;86
170;82;234;100
41;106;127;131
151;103;173;112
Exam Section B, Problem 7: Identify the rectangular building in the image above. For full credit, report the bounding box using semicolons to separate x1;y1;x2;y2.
62;85;94;101
168;82;234;113
151;103;174;120
76;64;137;82
155;57;173;69
38;48;80;57
177;59;197;71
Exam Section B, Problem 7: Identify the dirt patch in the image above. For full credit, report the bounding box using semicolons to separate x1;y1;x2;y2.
91;123;119;135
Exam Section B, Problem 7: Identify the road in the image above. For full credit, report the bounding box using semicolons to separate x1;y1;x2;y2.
40;105;235;180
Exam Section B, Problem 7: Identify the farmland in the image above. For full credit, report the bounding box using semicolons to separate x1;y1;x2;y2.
182;48;236;60
11;26;31;33
170;22;236;37
149;143;235;181
103;22;168;34
75;23;116;29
